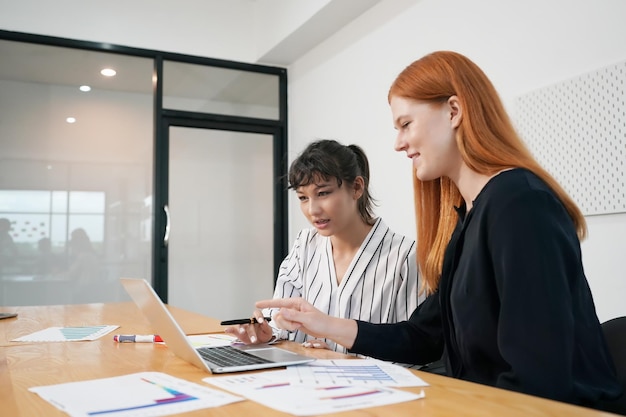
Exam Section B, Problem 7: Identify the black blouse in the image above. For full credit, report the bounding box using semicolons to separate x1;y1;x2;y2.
350;169;621;406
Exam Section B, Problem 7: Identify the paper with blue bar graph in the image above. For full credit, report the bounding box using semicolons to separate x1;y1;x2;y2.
12;325;119;342
204;359;427;415
286;359;430;387
29;371;242;417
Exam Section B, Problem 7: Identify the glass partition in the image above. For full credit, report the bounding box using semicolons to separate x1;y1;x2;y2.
0;33;287;310
0;39;154;306
163;61;280;119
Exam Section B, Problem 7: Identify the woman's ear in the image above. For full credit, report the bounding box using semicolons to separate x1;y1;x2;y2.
353;176;365;200
448;95;462;128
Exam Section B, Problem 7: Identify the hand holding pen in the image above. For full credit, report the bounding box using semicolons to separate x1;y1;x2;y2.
220;316;272;326
222;309;274;345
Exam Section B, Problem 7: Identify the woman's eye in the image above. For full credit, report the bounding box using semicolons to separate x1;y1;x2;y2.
298;196;308;202
318;191;330;197
401;121;411;129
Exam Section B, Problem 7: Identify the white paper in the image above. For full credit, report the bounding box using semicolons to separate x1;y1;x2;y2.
286;359;430;387
29;371;243;417
240;381;423;416
205;369;291;392
186;333;237;348
204;360;428;416
12;325;119;342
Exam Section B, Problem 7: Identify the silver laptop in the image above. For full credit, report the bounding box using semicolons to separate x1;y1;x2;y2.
120;278;314;373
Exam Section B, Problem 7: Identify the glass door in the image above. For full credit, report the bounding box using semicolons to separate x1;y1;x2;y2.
165;126;276;318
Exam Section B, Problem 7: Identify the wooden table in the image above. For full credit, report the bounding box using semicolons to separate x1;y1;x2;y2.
0;303;619;416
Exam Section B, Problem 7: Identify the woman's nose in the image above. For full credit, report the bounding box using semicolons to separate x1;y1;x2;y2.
308;199;321;215
394;133;406;152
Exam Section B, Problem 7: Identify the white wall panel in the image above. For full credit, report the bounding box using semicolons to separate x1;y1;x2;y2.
514;62;626;215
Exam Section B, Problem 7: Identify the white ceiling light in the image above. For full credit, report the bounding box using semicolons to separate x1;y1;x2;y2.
79;85;91;92
66;117;76;124
100;68;116;77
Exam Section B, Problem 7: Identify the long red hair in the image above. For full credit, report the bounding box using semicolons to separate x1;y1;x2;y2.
389;51;587;295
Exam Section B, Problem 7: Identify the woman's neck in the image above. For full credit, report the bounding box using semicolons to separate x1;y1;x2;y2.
330;218;374;284
330;218;374;255
449;164;494;212
452;165;514;211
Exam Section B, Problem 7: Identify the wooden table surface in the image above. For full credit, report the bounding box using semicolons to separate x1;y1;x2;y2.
0;303;619;417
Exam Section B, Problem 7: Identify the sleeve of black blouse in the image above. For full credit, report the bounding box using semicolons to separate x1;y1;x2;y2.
490;187;581;402
348;291;443;365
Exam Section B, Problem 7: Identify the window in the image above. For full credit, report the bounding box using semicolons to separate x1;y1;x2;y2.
0;190;105;264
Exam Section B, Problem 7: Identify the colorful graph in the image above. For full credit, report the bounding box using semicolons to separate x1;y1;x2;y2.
318;387;380;400
285;359;428;387
12;325;118;342
205;368;425;416
29;372;243;417
310;364;395;384
88;377;198;415
60;326;111;340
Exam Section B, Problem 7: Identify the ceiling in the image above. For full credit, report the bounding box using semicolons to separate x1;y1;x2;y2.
0;40;153;94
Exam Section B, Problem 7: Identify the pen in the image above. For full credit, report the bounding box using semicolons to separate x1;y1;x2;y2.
220;317;272;326
113;334;164;343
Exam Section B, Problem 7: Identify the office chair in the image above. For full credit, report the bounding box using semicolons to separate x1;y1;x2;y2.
600;316;626;415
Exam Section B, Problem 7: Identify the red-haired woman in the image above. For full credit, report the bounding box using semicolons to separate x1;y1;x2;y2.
256;51;621;408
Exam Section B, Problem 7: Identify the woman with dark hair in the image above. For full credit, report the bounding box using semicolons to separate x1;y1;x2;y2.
225;139;422;353
255;52;621;407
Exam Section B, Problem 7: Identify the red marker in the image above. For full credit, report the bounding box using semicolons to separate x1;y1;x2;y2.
113;335;164;343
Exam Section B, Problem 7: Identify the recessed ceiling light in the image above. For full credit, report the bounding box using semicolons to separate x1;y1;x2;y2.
101;68;116;77
79;85;91;92
66;117;76;124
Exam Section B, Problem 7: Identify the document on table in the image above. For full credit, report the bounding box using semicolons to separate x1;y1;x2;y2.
11;325;119;342
286;359;430;387
186;333;238;347
29;371;243;417
204;359;428;416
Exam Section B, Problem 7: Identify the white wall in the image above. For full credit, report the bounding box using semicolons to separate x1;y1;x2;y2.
287;0;626;322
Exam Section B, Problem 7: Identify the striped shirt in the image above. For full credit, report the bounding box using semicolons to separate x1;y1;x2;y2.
265;218;423;353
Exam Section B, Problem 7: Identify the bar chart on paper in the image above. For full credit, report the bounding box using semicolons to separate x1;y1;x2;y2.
286;360;429;387
11;325;119;342
205;368;425;416
28;372;242;417
310;363;393;383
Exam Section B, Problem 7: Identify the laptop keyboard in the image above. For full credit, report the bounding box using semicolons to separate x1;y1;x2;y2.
197;346;272;367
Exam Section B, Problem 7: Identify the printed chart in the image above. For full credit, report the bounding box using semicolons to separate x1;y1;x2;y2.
286;359;429;387
205;360;428;415
12;325;119;342
29;372;242;417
